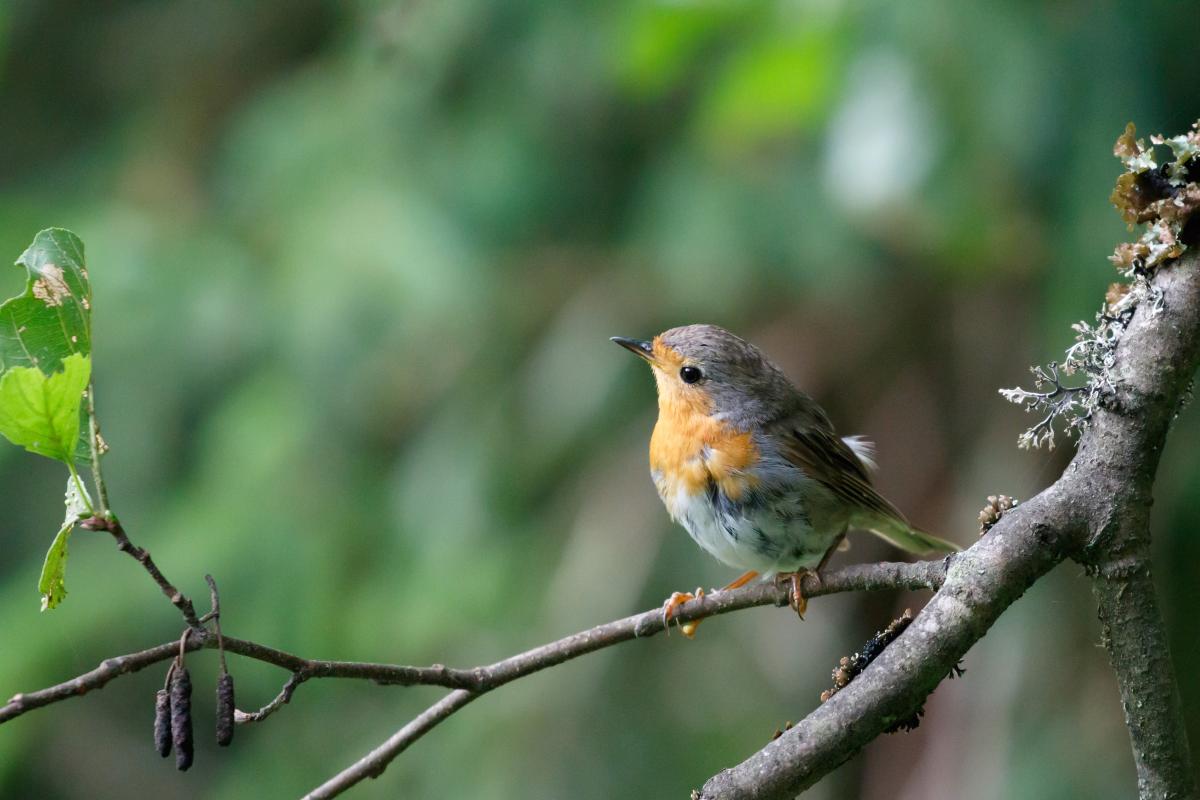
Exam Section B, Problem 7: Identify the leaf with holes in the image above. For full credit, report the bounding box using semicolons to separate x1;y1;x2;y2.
38;523;72;611
0;352;91;464
0;228;92;376
37;475;93;610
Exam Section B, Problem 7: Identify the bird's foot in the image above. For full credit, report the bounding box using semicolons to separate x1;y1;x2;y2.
661;571;758;639
775;568;820;619
662;587;704;638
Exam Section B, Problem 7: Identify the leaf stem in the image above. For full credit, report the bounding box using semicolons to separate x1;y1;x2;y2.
85;384;111;518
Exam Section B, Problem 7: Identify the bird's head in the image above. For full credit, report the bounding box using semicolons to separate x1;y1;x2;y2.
611;324;793;425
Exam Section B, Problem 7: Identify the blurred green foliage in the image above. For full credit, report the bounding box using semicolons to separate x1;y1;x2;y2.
1;1;1199;798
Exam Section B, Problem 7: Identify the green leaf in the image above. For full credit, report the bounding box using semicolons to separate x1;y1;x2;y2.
38;475;92;610
0;228;92;376
39;522;72;610
0;352;91;464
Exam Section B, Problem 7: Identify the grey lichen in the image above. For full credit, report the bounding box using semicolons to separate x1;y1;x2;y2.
1001;122;1200;450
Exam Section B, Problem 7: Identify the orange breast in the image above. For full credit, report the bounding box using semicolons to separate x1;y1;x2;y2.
650;405;760;502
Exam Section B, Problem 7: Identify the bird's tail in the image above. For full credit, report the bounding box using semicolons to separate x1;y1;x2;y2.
856;512;960;556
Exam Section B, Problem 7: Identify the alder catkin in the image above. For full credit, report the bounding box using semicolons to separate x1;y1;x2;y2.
169;665;194;771
153;689;171;757
215;672;235;747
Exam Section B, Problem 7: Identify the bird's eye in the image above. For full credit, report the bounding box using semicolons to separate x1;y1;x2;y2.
680;366;703;384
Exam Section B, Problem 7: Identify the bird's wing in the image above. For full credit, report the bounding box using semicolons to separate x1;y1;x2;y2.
775;419;908;524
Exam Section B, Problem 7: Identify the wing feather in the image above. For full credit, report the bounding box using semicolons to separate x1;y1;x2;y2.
779;424;908;524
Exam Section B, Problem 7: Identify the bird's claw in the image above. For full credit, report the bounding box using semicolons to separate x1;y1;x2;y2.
662;587;705;638
776;569;820;619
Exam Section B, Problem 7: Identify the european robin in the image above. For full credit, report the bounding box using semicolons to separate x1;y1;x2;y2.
613;324;957;636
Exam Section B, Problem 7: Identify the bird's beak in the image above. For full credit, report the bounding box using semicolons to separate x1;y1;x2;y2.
610;336;655;363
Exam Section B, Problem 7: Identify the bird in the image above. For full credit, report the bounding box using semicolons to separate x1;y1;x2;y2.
612;324;957;636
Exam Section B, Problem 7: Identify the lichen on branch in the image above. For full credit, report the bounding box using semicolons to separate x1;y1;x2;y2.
1001;121;1200;449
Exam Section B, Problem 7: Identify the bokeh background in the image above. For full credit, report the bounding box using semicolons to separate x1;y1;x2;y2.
1;1;1198;798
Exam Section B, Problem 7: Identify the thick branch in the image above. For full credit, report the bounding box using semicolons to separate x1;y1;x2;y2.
1072;259;1200;799
1091;552;1195;799
698;250;1200;800
699;490;1080;799
0;559;945;727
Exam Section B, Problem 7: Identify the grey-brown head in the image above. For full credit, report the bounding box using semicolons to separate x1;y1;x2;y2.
611;324;805;427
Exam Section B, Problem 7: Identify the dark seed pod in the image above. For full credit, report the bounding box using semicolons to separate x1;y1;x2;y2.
216;672;235;747
154;689;172;757
170;665;194;771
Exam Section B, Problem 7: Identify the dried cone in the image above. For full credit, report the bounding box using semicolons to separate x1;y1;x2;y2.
216;672;235;747
153;689;171;757
170;665;194;771
978;495;1017;536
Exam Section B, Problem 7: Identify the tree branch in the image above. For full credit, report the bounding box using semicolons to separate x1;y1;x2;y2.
304;690;478;800
1090;552;1195;799
80;516;203;629
299;559;948;798
235;672;307;725
0;559;945;731
1074;255;1200;798
697;250;1200;800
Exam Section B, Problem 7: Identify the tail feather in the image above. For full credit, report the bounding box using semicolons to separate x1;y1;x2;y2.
857;512;960;556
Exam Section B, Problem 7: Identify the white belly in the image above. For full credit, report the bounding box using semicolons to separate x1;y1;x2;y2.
655;472;846;576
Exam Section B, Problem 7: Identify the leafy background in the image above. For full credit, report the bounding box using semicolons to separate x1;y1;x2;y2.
1;1;1198;798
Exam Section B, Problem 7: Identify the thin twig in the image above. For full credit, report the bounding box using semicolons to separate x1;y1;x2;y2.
79;516;202;629
304;691;478;799
236;672;308;724
0;559;946;727
205;575;228;672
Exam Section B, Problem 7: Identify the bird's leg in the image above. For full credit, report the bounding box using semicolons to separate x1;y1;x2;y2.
778;532;846;619
723;569;760;591
816;532;845;572
662;588;705;638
